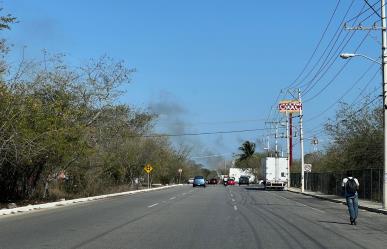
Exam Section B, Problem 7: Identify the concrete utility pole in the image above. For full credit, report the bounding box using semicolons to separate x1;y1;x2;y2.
298;89;305;193
286;111;291;188
275;122;279;181
382;0;387;209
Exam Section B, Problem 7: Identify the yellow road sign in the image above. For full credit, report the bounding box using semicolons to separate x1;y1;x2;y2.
144;164;153;174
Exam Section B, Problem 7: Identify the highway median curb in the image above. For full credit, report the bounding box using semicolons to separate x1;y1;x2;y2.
1;184;183;217
287;188;387;215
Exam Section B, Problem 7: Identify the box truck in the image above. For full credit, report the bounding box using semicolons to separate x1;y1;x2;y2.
261;157;288;190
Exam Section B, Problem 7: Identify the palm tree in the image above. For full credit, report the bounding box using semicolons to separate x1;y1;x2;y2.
238;141;256;161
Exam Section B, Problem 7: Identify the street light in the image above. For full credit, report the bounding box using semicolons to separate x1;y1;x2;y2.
340;51;386;209
339;53;381;65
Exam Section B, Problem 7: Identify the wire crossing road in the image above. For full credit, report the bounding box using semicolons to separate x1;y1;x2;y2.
1;185;386;249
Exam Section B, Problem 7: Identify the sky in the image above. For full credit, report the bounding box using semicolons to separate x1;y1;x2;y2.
1;1;383;169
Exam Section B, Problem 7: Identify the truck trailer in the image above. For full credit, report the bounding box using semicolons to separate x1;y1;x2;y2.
260;157;288;190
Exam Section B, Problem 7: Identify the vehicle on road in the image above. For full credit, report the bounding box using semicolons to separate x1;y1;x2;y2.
193;176;206;187
238;176;249;186
261;157;288;190
229;168;255;184
209;178;218;184
187;178;194;184
227;177;236;186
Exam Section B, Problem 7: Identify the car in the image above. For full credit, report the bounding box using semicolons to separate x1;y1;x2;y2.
227;177;235;186
187;178;194;184
238;176;250;186
209;178;218;184
193;176;206;187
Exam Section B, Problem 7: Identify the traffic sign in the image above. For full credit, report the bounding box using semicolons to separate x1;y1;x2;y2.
144;164;153;174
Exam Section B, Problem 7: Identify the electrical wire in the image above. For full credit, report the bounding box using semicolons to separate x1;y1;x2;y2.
137;128;273;138
345;0;380;23
305;63;378;122
285;0;342;89
299;0;357;91
364;0;382;18
303;29;372;102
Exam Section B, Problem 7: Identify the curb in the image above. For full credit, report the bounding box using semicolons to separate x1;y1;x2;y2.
1;184;183;217
287;189;387;215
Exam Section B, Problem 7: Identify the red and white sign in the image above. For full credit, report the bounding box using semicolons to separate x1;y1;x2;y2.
278;101;302;113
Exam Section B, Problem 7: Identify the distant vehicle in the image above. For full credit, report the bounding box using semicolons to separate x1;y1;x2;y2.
261;157;288;190
187;178;194;184
229;168;255;184
193;176;206;187
227;177;235;186
238;176;249;186
209;178;218;184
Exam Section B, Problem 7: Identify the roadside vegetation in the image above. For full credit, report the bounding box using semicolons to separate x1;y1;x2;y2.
0;10;212;205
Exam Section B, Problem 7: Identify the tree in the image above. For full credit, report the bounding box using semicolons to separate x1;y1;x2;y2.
321;100;382;171
237;141;256;160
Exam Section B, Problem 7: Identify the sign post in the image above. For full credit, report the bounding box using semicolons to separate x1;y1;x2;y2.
144;164;153;189
178;168;183;184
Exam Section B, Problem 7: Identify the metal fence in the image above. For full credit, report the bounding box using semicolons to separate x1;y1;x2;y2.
290;168;383;203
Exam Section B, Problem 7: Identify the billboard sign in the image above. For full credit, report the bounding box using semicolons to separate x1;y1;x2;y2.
278;100;302;113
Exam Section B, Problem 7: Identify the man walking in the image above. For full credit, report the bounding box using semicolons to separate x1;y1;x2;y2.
342;171;359;225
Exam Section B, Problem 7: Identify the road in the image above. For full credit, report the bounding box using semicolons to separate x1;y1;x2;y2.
1;185;387;249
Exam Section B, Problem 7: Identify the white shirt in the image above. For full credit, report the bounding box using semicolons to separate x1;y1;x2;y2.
341;177;359;187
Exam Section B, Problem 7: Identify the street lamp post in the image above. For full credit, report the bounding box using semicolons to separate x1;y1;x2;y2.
339;0;387;209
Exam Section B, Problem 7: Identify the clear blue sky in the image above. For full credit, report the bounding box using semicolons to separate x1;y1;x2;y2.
2;1;382;168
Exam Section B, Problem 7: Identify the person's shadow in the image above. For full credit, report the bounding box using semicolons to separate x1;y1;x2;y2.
318;220;351;225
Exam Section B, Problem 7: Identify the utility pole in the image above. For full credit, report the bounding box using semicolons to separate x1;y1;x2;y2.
286;111;291;188
275;122;279;181
382;0;387;209
298;88;305;193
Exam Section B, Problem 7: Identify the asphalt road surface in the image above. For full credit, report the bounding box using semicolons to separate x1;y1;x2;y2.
1;185;387;249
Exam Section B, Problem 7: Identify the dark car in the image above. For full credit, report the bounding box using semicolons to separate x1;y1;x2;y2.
209;178;218;184
193;176;206;187
238;176;250;186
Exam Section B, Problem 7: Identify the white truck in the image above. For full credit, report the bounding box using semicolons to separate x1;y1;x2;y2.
229;168;255;183
260;157;288;190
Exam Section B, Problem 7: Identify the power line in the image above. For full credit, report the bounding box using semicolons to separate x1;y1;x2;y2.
364;0;382;18
297;0;359;92
345;0;379;23
305;63;379;122
138;128;271;138
286;0;342;89
303;29;371;102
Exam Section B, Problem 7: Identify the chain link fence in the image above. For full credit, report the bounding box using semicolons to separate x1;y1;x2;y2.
290;168;383;202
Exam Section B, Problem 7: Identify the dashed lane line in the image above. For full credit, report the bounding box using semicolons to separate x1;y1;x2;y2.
148;203;159;208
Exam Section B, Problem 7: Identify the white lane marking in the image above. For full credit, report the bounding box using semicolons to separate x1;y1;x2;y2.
271;192;325;213
234;205;238;211
170;196;176;200
232;198;235;202
148;203;159;208
230;193;234;198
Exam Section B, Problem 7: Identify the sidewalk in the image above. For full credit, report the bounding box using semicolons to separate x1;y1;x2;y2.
0;184;182;217
288;187;387;215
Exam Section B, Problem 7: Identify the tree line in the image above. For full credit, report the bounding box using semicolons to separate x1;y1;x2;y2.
0;11;213;203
